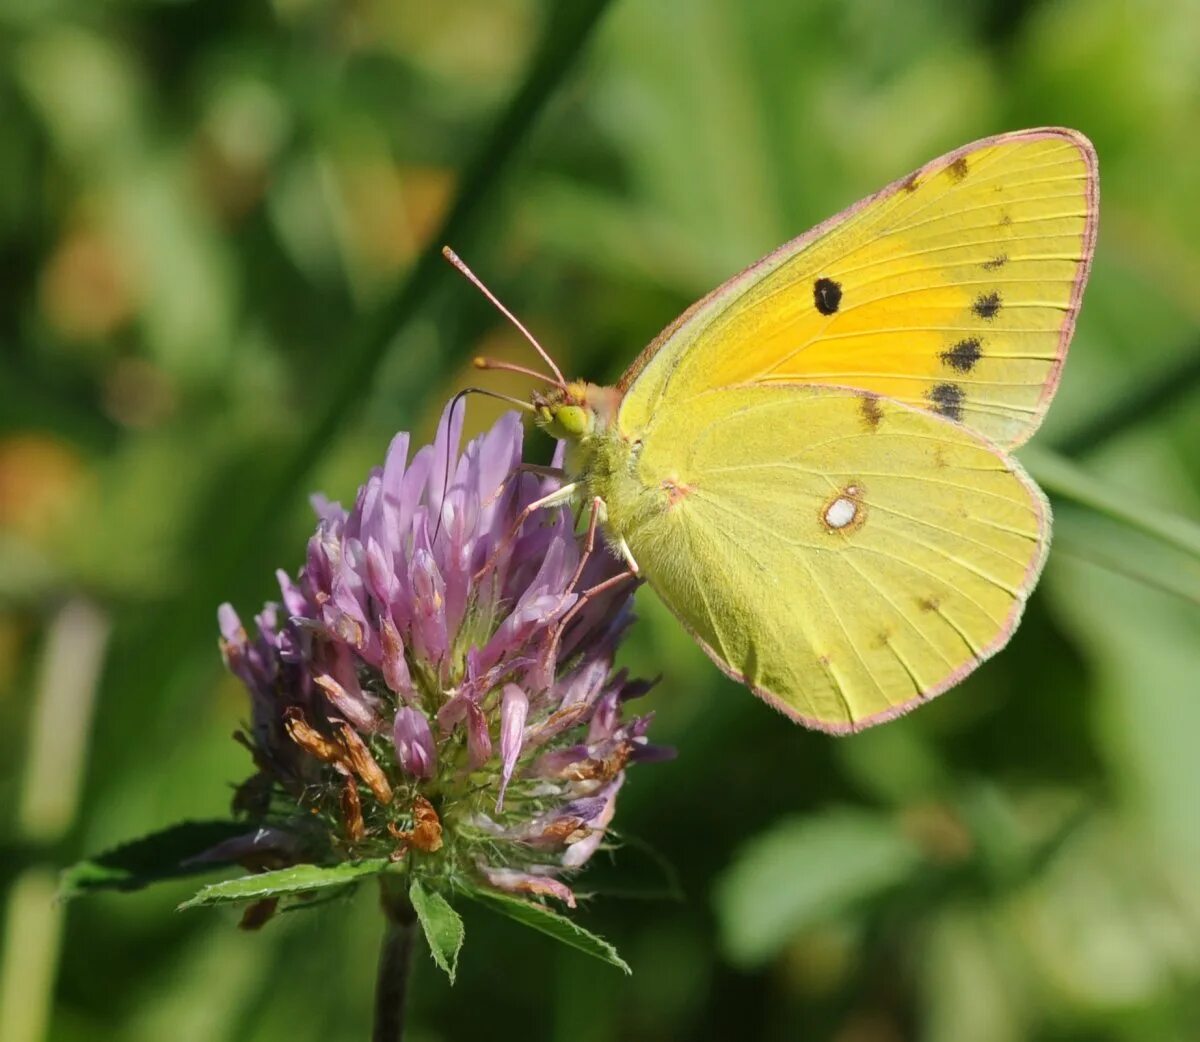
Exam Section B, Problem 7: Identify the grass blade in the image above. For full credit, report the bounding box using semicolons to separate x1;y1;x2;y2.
1024;448;1200;561
108;0;617;728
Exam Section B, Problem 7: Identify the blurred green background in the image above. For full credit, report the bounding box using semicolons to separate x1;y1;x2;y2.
3;0;1200;1039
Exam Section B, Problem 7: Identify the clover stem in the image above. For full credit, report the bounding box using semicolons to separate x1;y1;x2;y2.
373;878;418;1042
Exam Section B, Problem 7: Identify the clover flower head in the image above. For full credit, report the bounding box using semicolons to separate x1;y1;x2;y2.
217;403;668;910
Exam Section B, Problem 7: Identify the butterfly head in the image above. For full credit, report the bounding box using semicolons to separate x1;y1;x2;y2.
532;381;620;443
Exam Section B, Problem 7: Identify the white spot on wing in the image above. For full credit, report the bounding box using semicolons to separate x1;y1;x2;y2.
825;497;857;529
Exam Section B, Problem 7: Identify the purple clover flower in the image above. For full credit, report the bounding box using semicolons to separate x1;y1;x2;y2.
218;403;668;909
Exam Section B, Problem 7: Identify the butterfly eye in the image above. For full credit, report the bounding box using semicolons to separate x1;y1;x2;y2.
554;405;590;437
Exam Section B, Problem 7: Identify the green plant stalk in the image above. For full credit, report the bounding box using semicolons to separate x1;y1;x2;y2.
1023;447;1200;560
311;4;606;445
0;600;111;1042
374;876;419;1042
224;0;618;585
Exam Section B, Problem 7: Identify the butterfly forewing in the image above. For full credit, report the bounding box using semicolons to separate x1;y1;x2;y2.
617;128;1097;450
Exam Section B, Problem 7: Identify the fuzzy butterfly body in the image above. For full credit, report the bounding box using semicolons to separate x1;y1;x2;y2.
529;128;1098;733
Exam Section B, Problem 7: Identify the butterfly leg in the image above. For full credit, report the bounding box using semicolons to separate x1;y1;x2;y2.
566;494;639;577
564;496;605;594
517;463;570;480
565;496;641;592
614;535;640;575
515;479;580;514
539;562;639;683
478;462;569;514
474;481;582;582
533;494;641;680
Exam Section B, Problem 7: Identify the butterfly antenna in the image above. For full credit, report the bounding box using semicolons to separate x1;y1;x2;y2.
442;246;566;386
431;387;536;544
459;386;538;414
472;356;562;387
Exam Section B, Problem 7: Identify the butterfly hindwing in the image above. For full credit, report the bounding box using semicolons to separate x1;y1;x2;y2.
622;383;1049;731
617;128;1097;450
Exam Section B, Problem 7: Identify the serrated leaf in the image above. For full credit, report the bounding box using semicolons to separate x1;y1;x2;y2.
465;887;630;974
714;809;921;968
178;859;390;910
410;879;465;983
60;821;249;899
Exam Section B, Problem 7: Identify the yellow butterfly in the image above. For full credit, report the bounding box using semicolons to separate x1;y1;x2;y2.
461;127;1098;733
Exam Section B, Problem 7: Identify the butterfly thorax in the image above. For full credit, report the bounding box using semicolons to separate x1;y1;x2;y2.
532;380;658;542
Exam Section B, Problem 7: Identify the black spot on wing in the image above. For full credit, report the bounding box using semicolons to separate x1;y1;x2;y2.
980;254;1008;271
972;291;1002;320
928;382;965;422
948;156;969;182
901;174;920;193
859;393;883;430
940;337;982;373
813;277;842;315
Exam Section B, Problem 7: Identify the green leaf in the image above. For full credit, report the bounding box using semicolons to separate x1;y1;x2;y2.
714;809;921;968
60;820;249;899
178;859;390;910
921;905;1025;1042
410;879;465;983
464;887;631;974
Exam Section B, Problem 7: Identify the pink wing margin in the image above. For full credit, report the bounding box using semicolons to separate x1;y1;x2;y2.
617;127;1100;451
